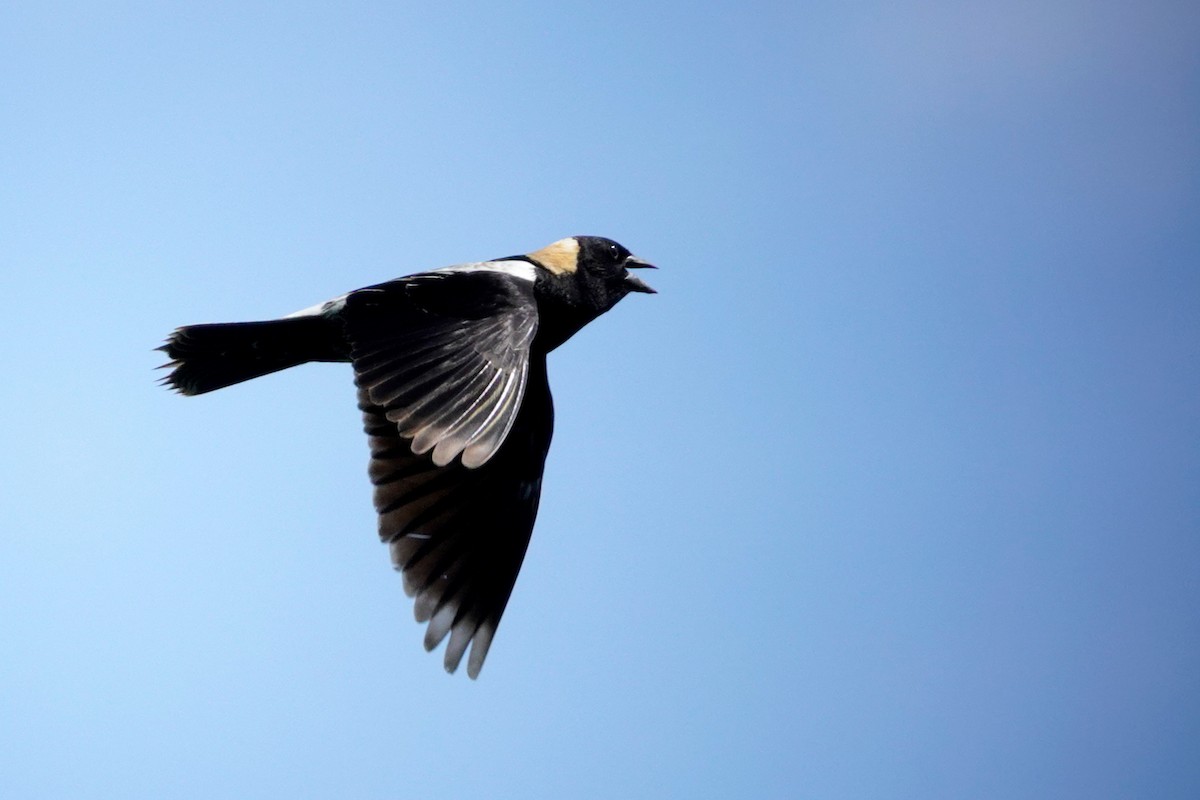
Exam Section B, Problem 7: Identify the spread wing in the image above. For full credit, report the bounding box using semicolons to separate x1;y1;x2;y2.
342;268;539;469
359;358;554;678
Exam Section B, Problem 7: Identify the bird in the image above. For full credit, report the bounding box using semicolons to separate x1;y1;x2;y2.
157;235;655;678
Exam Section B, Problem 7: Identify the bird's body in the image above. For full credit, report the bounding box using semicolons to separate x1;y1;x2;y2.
159;236;654;677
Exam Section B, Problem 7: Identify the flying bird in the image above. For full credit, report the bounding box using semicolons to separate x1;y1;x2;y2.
158;236;655;678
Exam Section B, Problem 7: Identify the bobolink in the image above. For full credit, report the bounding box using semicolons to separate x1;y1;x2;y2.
158;236;655;678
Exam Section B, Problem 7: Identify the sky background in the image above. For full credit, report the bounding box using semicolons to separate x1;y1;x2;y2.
2;1;1198;797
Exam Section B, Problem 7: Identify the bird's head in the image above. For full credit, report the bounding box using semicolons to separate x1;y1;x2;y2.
526;235;656;315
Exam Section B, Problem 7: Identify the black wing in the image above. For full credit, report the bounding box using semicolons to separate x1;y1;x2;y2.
359;358;554;677
342;269;539;469
343;268;553;676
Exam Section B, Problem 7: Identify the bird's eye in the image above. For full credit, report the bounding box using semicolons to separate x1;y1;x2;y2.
608;243;620;260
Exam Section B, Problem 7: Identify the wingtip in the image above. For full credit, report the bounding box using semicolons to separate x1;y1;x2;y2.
465;623;495;680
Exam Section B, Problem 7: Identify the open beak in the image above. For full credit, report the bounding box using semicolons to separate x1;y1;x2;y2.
623;255;657;294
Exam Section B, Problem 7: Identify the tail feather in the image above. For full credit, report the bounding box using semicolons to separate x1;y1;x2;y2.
158;316;347;396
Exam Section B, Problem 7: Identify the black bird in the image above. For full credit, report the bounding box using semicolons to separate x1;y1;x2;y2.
158;236;655;678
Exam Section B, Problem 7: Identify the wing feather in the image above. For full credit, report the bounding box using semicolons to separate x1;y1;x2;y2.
343;270;538;469
358;355;554;677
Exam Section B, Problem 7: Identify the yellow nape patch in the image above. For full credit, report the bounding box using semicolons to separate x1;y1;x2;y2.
527;238;580;275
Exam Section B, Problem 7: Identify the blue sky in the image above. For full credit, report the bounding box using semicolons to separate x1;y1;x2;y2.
2;1;1198;797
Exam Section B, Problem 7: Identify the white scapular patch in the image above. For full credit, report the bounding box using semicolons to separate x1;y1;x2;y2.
285;260;535;319
284;294;348;318
431;259;538;283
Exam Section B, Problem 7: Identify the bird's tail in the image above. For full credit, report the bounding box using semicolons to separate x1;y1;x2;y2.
157;316;347;396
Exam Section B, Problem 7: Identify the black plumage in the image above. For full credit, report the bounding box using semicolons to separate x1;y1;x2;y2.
158;236;655;677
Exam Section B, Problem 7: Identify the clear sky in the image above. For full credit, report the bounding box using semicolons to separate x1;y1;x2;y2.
2;1;1197;797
